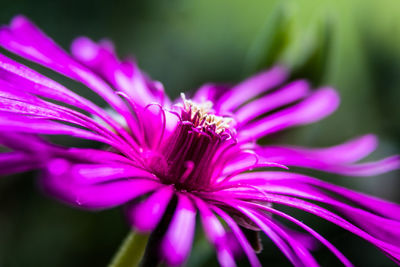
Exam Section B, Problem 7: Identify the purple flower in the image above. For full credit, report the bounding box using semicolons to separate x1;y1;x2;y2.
0;15;399;267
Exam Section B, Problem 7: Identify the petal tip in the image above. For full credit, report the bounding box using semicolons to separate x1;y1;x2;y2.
70;36;98;62
361;134;379;149
297;87;340;123
10;15;30;29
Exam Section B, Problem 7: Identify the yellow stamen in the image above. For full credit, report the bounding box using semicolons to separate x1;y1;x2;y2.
181;93;233;134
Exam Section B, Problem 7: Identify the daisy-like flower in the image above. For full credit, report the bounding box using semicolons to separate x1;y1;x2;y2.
0;15;400;267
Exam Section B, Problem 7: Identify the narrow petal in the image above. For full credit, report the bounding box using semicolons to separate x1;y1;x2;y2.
0;16;144;140
0;114;135;163
325;156;400;176
235;80;310;125
255;134;377;164
192;83;228;104
213;190;400;259
139;104;167;150
230;171;400;221
0;53;94;110
43;160;161;209
256;141;399;176
0;53;134;143
65;148;135;165
236;182;400;247
0;133;135;166
273;222;319;251
237;88;339;142
0;16;130;114
212;206;262;267
216;66;288;112
69;163;156;185
193;197;237;267
253;134;400;176
0;152;39;175
0;87;121;141
0;115;111;144
161;194;197;266
0;132;54;154
221;150;288;179
234;204;319;267
232;199;354;267
129;186;174;232
73;179;161;209
71;37;165;106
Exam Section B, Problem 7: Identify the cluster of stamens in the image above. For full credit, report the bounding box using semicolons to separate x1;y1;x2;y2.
148;94;237;191
181;93;233;135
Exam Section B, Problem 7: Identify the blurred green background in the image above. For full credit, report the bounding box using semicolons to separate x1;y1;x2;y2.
0;0;399;266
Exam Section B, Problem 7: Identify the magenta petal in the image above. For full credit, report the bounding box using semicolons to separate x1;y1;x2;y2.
64;148;136;165
216;190;400;259
53;179;160;209
0;114;111;144
274;222;319;251
195;197;225;243
0;16;146;140
71;36;163;107
256;134;378;165
212;206;262;267
0;53;94;111
0;84;119;140
43;160;162;209
239;182;400;247
253;134;400;176
230;171;400;221
216;66;288;112
0;16;129;113
0;132;55;155
193;197;237;267
69;163;156;185
0;53;134;143
161;194;197;266
139;104;166;149
221;150;287;178
70;36;102;63
234;200;354;267
74;179;161;209
329;155;400;176
129;186;174;232
234;204;319;267
0;152;39;175
235;79;310;125
256;143;399;176
238;88;339;142
192;83;228;104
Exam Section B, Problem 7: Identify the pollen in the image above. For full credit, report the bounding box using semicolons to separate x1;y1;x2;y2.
181;93;233;134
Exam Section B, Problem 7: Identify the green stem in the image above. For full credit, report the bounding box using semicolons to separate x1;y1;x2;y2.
108;231;149;267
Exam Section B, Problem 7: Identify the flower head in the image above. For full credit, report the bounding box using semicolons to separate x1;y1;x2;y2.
1;15;400;267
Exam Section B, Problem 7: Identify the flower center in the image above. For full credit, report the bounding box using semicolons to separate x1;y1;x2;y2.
180;93;233;136
149;95;236;191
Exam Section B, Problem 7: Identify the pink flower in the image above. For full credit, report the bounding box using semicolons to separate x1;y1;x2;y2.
0;15;399;267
